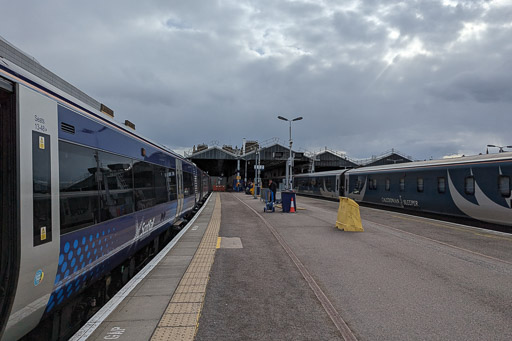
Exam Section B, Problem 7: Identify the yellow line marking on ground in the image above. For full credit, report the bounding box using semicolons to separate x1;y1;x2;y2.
388;214;512;242
151;193;222;341
216;237;221;249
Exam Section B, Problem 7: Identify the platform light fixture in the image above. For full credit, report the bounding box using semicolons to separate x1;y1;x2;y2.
277;115;303;191
487;144;512;153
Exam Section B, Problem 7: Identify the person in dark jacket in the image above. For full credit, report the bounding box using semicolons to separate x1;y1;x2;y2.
268;179;277;202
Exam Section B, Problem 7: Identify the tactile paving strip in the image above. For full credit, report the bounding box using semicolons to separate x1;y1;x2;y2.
152;327;196;341
151;193;222;341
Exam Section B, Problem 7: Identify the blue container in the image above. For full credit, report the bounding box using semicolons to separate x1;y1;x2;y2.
281;192;296;212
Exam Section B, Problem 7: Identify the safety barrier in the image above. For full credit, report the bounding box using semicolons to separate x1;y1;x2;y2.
335;197;364;232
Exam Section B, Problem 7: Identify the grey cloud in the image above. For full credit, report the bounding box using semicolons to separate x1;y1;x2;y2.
427;72;512;103
1;0;512;160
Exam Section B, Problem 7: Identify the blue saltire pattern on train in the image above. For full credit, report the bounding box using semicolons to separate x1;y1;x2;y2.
45;200;179;313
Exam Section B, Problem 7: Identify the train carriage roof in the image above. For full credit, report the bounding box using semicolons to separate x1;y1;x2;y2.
0;36;190;164
348;152;512;174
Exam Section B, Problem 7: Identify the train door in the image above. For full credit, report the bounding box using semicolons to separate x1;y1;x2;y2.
2;84;61;340
197;171;203;201
340;170;348;197
194;170;199;204
0;77;18;338
175;160;184;218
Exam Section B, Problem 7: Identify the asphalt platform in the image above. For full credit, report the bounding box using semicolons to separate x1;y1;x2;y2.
77;192;512;341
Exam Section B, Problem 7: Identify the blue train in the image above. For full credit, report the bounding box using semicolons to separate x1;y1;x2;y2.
0;38;210;340
293;154;512;226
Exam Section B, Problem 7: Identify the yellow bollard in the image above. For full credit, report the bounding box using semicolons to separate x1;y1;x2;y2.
336;197;364;232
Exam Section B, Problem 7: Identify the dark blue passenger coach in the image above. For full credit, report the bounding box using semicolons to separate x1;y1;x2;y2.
294;154;512;226
0;38;210;340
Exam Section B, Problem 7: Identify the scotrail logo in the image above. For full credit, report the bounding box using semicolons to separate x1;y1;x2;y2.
135;217;156;238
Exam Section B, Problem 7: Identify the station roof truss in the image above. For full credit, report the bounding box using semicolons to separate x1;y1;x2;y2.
314;150;358;169
187;145;239;160
359;149;413;167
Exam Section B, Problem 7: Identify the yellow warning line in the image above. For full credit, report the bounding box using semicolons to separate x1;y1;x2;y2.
151;193;222;341
216;237;221;249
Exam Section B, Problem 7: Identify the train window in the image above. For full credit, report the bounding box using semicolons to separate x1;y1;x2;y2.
399;177;405;192
354;176;364;194
368;178;376;190
465;176;475;195
417;178;424;192
325;176;334;192
438;177;446;193
183;171;194;197
59;141;100;234
33;132;52;245
385;178;390;191
499;176;510;197
154;165;168;205
133;161;156;210
97;151;134;221
168;168;177;201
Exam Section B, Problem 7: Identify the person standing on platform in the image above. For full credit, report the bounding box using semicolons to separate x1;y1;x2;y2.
269;179;277;203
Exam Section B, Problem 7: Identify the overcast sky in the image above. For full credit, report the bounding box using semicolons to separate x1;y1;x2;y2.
2;0;511;160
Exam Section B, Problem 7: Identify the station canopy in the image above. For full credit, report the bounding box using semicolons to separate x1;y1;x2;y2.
186;143;413;188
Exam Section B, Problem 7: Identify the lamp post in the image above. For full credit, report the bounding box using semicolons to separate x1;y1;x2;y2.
487;144;512;153
277;115;303;190
254;147;260;199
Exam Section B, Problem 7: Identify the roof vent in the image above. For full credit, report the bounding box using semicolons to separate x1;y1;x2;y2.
100;103;114;117
124;120;135;130
60;122;75;134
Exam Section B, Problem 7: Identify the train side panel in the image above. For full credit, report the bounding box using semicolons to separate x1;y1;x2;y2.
345;160;512;225
3;85;61;340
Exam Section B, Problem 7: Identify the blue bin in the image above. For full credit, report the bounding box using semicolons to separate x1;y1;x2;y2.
281;191;297;213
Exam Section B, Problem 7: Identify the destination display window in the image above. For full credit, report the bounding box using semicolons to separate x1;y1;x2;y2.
465;176;475;195
59;141;100;233
499;176;510;197
438;177;446;193
417;177;424;192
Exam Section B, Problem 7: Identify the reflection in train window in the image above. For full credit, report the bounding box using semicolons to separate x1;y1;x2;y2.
154;165;168;205
59;141;100;233
97;151;134;222
465;176;475;195
133;161;156;211
399;177;405;192
417;177;424;192
385;178;390;191
499;176;510;197
183;171;194;197
354;176;365;194
168;169;177;201
438;177;446;193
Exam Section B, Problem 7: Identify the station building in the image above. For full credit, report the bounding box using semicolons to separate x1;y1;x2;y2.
186;142;412;191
